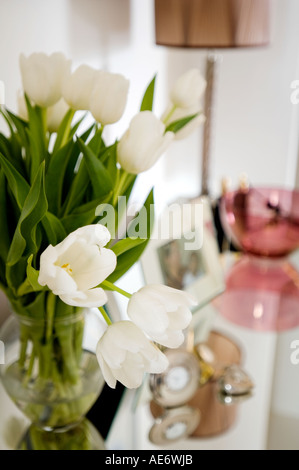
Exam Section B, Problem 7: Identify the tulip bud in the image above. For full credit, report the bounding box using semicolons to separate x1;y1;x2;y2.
117;111;174;174
96;321;169;388
170;68;206;109
19;52;71;108
62;64;97;111
127;284;196;348
89;71;129;125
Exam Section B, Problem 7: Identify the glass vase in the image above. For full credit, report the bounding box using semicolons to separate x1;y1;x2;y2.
0;305;106;450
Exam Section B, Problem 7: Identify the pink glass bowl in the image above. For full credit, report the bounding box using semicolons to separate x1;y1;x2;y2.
221;187;299;257
215;187;299;331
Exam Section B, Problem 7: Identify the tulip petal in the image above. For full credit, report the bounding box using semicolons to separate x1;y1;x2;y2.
68;224;111;248
141;345;169;373
167;306;192;330
59;287;107;308
153;330;185;349
62;64;97;110
96;353;117;389
127;293;169;335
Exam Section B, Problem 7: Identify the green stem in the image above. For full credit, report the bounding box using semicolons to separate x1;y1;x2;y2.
162;104;177;124
101;280;132;299
98;306;112;326
112;170;129;206
24;345;36;385
46;292;56;341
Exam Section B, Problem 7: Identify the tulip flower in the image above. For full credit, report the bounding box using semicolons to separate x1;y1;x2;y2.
162;104;206;140
96;321;169;388
62;64;97;111
89;70;129;125
127;284;196;348
117;111;174;174
170;68;206;109
19;52;71;108
38;225;116;307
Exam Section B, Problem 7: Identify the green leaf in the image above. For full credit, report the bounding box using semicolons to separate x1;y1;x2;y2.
0;113;27;176
165;113;200;134
87;127;104;156
5;109;29;145
61;209;97;233
42;212;67;245
24;96;47;181
17;254;46;296
111;237;146;257
46;138;74;213
61;160;89;216
140;75;156;112
77;138;113;198
0;152;30;209
6;257;27;295
72;194;112;214
7;162;48;267
108;189;154;282
62;191;112;232
106;142;118;182
52;108;75;154
0;170;11;262
61;127;95;206
68;113;88;140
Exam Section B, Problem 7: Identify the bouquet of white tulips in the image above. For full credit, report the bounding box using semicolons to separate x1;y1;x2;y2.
0;52;206;422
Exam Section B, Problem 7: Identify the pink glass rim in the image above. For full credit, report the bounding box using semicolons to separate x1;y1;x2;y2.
220;186;299;257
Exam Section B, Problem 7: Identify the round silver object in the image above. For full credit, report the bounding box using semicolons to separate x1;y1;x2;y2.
149;406;201;446
217;390;253;406
218;365;254;397
149;349;200;408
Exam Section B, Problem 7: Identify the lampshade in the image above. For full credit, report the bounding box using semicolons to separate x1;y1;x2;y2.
155;0;271;48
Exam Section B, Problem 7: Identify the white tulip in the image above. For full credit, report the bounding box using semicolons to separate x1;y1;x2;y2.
127;284;196;348
170;68;206;109
89;70;129;125
47;98;69;133
117;111;174;174
38;225;116;308
62;64;97;111
96;321;169;388
162;104;206;140
19;52;71;108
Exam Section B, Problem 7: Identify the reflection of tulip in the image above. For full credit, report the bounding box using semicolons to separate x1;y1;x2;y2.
117;111;174;174
47;98;69;133
127;284;196;348
162;104;205;140
89;70;129;125
38;225;116;307
170;68;206;109
19;52;71;108
62;64;97;111
96;321;169;388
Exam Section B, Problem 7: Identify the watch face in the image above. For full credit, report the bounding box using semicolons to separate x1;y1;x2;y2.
149;406;200;446
149;349;200;408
